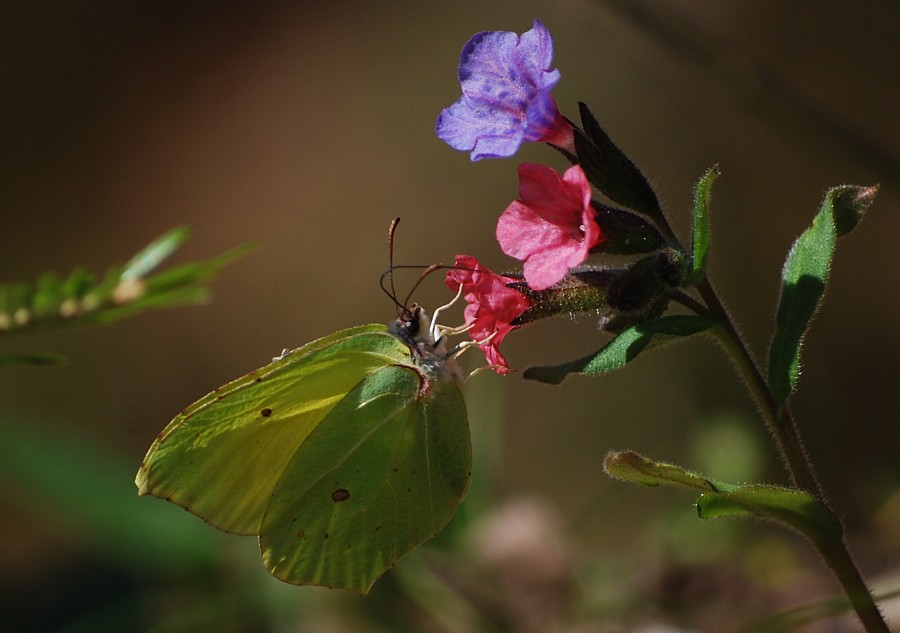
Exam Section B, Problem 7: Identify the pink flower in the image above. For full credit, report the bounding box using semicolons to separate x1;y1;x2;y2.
496;163;604;291
445;255;531;374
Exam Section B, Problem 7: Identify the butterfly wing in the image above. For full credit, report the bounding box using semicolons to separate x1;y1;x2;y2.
135;324;413;534
259;362;471;594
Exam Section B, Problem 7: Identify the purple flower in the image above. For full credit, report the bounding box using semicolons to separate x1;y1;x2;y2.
436;20;574;161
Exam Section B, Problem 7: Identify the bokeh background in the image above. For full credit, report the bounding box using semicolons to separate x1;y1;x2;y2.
2;1;898;631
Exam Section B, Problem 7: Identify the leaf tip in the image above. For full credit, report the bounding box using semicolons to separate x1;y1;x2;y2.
831;183;878;237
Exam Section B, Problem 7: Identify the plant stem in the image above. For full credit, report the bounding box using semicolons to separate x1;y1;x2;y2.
696;277;891;633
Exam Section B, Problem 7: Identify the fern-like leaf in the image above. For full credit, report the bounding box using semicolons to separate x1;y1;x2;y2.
0;227;253;364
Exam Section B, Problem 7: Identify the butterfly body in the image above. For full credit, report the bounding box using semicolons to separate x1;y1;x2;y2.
136;312;471;594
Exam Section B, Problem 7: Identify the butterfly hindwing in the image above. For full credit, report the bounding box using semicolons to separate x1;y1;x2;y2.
260;363;470;593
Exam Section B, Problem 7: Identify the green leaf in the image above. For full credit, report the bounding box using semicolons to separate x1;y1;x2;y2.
604;449;729;491
0;353;65;366
684;165;719;286
137;319;471;595
523;315;717;384
697;485;843;550
0;229;252;339
574;102;661;217
767;185;877;407
0;417;219;576
120;226;190;281
604;450;843;550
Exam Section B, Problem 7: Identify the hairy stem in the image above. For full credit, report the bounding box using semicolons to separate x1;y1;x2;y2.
696;277;890;633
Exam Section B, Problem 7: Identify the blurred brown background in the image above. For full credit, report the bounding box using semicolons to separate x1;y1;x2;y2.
2;1;898;631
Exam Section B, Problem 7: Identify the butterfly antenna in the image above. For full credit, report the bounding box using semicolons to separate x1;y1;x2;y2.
401;263;442;311
380;217;406;314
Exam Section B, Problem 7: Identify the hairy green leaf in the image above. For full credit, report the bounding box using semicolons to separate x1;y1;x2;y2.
684;165;719;286
604;450;842;550
574;102;660;217
697;485;843;550
523;315;717;384
767;185;877;407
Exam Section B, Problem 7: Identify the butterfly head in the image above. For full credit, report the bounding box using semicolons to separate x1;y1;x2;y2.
389;304;444;353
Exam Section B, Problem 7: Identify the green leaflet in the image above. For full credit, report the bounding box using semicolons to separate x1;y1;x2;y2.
684;165;719;287
767;185;877;407
136;323;471;595
0;227;251;349
523;315;718;384
604;451;842;550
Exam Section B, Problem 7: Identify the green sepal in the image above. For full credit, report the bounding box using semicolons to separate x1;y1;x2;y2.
591;202;666;255
573;102;661;217
683;165;719;287
510;268;613;326
604;450;843;550
767;185;877;407
523;315;717;384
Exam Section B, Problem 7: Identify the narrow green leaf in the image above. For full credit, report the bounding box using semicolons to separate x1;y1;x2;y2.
604;450;731;492
767;185;877;407
143;242;255;294
120;226;190;281
0;418;220;575
524;315;717;384
604;450;843;551
63;267;95;300
684;165;719;286
575;102;661;217
32;272;64;318
697;484;843;550
0;353;66;366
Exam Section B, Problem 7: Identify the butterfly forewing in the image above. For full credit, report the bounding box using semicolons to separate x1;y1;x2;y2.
135;325;412;534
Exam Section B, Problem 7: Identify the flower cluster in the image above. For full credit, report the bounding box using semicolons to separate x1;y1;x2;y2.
435;21;597;372
437;20;670;373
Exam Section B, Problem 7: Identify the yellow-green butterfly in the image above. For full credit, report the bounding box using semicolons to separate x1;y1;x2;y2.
136;228;471;595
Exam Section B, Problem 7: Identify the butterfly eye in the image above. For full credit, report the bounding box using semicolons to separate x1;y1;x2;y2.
403;306;422;337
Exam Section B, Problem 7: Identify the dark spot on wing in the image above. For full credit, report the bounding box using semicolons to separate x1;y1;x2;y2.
260;408;272;417
331;488;350;502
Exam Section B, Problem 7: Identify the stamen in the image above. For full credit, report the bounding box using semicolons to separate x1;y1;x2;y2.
446;328;497;359
430;282;464;341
